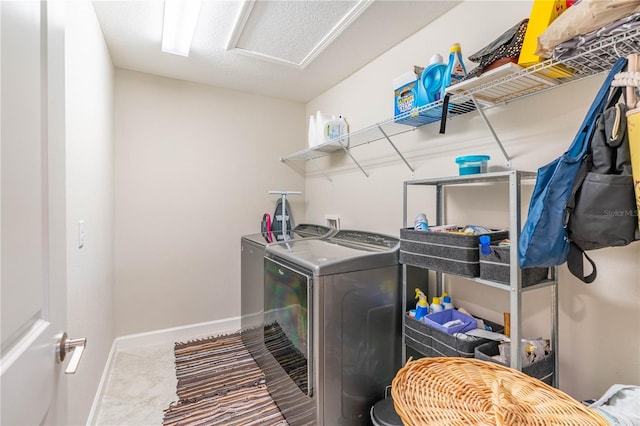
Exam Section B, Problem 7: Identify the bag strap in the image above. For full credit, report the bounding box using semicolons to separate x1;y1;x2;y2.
604;85;624;111
567;241;597;284
563;155;597;284
605;102;627;149
566;57;627;160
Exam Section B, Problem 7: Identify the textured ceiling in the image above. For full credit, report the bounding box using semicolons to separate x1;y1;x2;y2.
92;0;461;103
229;1;367;67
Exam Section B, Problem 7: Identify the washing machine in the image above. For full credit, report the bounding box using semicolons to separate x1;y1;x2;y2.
240;224;335;356
260;230;402;425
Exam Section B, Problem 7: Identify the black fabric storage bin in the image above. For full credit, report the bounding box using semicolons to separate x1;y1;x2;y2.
474;340;554;385
399;228;509;277
479;245;549;286
404;313;504;358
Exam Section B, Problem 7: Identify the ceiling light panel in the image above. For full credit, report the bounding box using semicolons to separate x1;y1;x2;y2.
162;0;203;56
227;0;370;68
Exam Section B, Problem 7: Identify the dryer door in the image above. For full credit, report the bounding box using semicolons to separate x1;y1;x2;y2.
264;257;313;397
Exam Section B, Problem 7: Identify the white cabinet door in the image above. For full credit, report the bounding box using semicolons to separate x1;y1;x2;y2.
1;2;70;424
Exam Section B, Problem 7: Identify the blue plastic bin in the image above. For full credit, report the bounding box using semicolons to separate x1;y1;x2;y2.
422;309;477;335
455;155;490;175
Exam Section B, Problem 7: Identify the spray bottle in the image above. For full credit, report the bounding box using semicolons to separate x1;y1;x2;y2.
441;43;467;99
414;288;428;321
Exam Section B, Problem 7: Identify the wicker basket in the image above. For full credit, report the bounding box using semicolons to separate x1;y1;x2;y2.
391;357;608;426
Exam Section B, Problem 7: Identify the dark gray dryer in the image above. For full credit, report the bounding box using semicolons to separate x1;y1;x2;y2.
240;224;335;355
260;230;402;425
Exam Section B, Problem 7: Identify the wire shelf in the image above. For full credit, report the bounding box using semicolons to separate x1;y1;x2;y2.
282;26;640;166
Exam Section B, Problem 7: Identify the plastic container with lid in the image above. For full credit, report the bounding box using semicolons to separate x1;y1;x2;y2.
455;155;490;175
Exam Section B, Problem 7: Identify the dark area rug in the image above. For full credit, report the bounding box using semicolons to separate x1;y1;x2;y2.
162;331;288;426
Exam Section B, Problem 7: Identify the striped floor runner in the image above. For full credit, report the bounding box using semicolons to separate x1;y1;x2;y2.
162;331;288;426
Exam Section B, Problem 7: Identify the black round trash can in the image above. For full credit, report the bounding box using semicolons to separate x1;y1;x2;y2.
370;397;403;426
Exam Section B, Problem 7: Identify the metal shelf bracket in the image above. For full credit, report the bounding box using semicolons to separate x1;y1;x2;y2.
340;143;369;178
470;95;511;167
378;125;415;174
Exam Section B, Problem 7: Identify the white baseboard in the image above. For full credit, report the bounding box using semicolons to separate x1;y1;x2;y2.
86;338;118;426
113;316;241;352
86;316;240;425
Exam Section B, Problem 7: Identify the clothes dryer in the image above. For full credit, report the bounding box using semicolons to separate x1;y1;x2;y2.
260;230;402;425
240;224;335;355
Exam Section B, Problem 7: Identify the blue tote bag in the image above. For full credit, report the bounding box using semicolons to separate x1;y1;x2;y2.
519;57;627;268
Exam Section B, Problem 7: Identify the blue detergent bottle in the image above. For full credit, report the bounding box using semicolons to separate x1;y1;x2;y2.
414;288;428;321
420;54;446;104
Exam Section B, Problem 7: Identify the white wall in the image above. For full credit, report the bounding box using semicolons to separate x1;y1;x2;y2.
65;2;115;424
113;70;305;336
305;1;640;400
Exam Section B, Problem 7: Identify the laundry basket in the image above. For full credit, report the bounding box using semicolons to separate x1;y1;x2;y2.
391;357;609;426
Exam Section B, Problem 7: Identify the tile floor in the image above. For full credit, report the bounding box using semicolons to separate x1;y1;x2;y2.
93;341;178;425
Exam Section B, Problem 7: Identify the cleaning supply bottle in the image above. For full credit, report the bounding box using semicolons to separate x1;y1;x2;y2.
440;292;453;309
441;43;467;99
315;111;332;145
442;296;454;310
308;115;317;147
480;235;492;255
414;289;428;321
414;213;428;231
420;53;446;104
325;115;348;143
429;296;444;314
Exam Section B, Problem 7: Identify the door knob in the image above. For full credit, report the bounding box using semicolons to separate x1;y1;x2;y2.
56;332;87;374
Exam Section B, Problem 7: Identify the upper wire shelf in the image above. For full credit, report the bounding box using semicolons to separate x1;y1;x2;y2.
282;26;640;164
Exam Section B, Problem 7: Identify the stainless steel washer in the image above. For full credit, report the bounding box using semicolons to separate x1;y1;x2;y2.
240;224;335;354
260;230;402;425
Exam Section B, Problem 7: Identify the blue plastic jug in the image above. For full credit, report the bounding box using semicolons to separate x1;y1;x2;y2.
420;60;446;104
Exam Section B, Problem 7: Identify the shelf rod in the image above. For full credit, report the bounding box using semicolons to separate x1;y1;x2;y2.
339;144;369;178
471;95;511;167
378;125;415;173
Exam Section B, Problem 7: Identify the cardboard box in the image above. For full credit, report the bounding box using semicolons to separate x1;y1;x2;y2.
394;79;443;127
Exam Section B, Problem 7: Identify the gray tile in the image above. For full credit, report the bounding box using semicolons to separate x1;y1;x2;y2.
94;395;164;426
94;342;178;425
